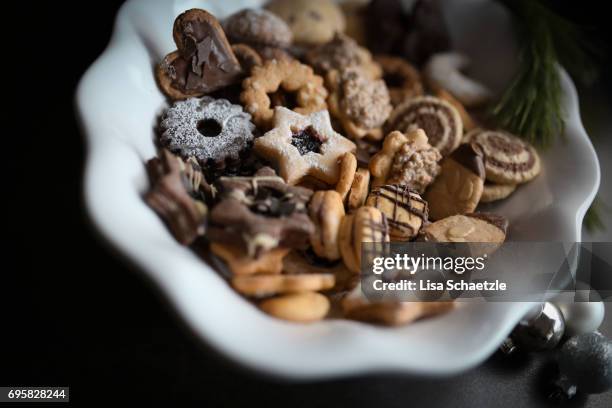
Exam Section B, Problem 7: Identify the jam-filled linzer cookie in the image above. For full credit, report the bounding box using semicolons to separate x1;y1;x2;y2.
207;167;314;256
254;107;356;185
386;96;463;156
156;9;243;100
465;128;541;184
159;97;255;169
424;143;486;220
241;58;328;128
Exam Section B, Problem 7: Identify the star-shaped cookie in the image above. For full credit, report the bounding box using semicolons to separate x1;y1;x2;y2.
254;107;356;185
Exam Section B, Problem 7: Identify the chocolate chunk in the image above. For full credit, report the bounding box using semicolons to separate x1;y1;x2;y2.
291;126;324;155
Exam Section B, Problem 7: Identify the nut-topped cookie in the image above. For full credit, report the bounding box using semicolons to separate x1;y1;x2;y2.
327;68;392;141
369;129;442;193
306;33;382;79
253;107;356;185
420;213;508;243
386;96;463;156
465;128;541;184
424;143;485;220
366;184;428;241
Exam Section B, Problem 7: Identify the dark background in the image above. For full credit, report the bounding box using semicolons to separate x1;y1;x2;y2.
3;0;612;406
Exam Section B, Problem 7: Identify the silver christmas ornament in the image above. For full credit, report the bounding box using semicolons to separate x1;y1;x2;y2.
501;302;565;354
553;290;604;336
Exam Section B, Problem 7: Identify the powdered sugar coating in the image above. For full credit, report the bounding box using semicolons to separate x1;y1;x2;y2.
223;9;292;48
160;97;255;166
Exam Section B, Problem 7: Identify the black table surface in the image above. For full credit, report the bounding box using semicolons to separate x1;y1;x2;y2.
4;1;612;406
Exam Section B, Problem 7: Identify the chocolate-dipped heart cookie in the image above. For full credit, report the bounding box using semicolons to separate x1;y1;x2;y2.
156;9;243;100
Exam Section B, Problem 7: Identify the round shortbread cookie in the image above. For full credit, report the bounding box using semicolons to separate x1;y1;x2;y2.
260;292;330;322
480;182;517;203
231;273;335;297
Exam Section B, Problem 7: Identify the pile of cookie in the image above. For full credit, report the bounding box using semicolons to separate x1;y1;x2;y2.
145;0;541;325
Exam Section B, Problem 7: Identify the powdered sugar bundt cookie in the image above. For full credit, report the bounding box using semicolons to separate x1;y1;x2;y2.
159;97;255;168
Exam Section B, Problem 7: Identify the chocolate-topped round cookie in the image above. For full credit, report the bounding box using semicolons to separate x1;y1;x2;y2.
466;129;541;184
160;97;255;168
386;96;462;156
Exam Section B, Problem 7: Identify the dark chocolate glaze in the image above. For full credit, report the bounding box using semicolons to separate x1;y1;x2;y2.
451;143;485;179
168;10;242;94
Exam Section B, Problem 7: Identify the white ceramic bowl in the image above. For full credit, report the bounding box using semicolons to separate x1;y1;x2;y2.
76;0;600;379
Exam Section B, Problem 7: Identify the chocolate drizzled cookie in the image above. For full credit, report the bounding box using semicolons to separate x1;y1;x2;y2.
366;184;428;241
